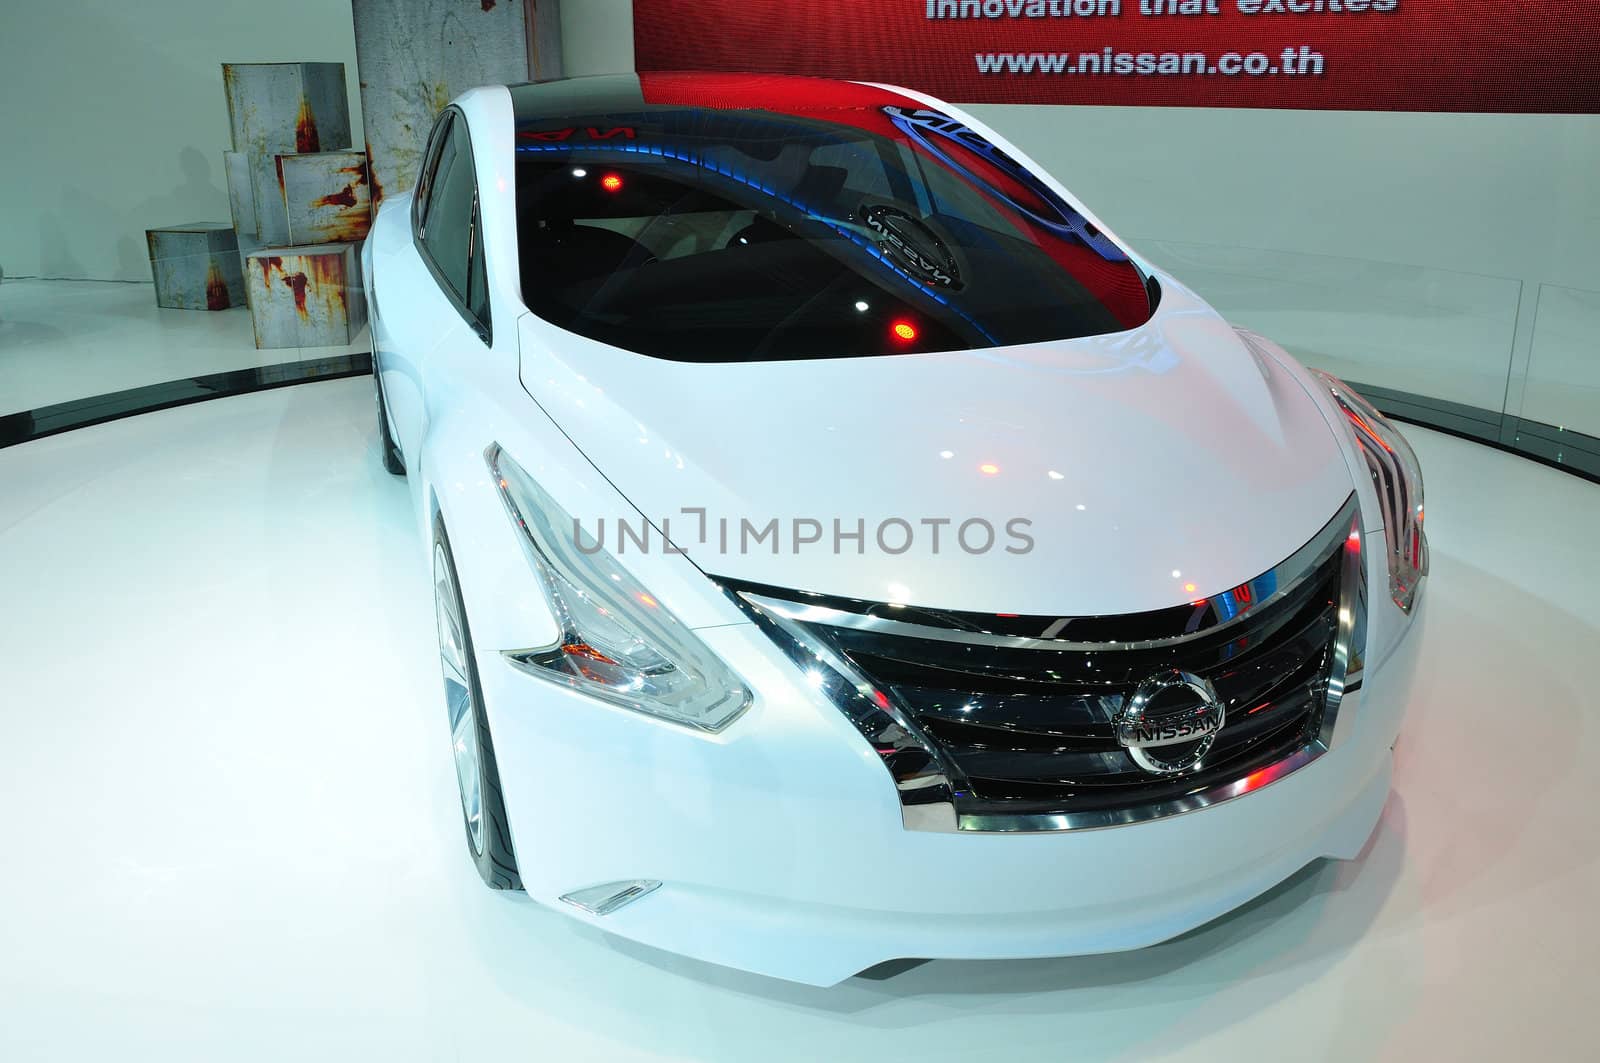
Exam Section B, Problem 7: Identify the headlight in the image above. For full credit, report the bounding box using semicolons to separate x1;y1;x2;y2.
1311;370;1428;613
486;444;752;731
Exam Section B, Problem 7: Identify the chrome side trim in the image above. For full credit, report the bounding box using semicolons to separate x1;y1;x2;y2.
736;597;964;830
738;499;1360;653
560;879;662;916
1319;510;1368;741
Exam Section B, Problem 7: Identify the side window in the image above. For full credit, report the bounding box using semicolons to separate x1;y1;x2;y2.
413;113;453;235
414;110;491;340
420;120;475;305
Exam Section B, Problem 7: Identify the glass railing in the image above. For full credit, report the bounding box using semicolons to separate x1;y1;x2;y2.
1139;239;1600;481
0;273;370;448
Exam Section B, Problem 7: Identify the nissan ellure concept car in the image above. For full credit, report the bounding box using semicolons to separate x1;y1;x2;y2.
364;73;1428;986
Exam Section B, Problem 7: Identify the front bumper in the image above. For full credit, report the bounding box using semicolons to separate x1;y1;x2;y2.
479;587;1425;987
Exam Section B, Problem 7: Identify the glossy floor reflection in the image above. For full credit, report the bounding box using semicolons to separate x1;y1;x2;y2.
0;278;369;415
0;378;1595;1062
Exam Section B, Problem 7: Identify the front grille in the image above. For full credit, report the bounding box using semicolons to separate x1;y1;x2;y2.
728;494;1363;831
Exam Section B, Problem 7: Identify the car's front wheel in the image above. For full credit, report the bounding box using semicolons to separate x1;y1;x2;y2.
433;516;522;890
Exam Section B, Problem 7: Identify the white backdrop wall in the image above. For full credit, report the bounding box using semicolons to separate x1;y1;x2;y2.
0;0;363;284
996;105;1600;433
561;1;1600;434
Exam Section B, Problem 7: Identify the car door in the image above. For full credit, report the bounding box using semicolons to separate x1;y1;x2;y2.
379;108;495;460
372;112;451;460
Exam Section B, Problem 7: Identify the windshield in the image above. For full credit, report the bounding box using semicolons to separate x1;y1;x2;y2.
513;77;1153;362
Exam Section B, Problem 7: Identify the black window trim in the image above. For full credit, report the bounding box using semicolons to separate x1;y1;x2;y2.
411;112;451;238
412;107;493;346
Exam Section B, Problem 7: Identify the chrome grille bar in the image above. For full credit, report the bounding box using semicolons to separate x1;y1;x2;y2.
726;494;1366;833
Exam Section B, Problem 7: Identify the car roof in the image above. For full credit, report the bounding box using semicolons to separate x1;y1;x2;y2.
507;72;924;128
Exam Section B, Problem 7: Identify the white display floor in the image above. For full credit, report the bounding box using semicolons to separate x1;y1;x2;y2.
1;378;1595;1061
0;279;368;414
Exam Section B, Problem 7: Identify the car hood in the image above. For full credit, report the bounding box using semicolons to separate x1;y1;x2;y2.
517;277;1355;617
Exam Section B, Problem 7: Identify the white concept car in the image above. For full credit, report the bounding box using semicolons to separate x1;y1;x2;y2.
364;73;1428;986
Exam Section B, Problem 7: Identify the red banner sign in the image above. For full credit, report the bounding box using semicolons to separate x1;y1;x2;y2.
634;1;1600;113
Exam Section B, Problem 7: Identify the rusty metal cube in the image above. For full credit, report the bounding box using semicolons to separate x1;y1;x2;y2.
251;156;292;245
222;63;350;243
278;151;372;244
146;223;247;311
223;151;257;238
222;62;350;157
243;244;367;349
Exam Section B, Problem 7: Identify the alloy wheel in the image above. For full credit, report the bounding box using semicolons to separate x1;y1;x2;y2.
434;542;485;856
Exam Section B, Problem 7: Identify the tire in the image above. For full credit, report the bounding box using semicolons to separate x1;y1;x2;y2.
375;368;405;476
433;516;522;890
